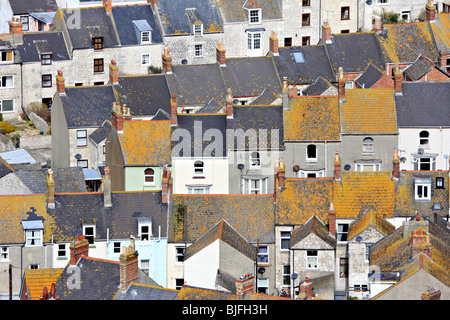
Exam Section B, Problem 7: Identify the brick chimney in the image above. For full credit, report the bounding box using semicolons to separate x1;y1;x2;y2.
103;166;112;207
278;158;286;189
328;202;336;237
282;77;289;110
103;0;112;13
216;41;226;66
119;238;139;292
162;47;172;74
170;94;177;126
70;235;90;265
421;287;441;300
439;50;447;70
393;64;402;95
147;0;158;9
47;169;55;209
411;228;432;259
269;31;279;56
392;148;400;179
109;60;119;84
226;88;233;118
425;0;436;22
322;21;331;44
8;17;23;34
56;70;65;95
374;15;383;33
334;152;341;180
235;273;255;300
162;164;169;203
112;102;124;132
338;67;346;102
299;277;315;300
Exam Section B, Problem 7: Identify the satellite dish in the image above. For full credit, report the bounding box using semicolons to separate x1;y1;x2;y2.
444;154;448;159
258;267;266;274
400;157;407;163
237;164;244;170
418;148;424;155
291;273;298;280
355;235;363;242
344;164;351;171
75;154;82;160
181;59;188;65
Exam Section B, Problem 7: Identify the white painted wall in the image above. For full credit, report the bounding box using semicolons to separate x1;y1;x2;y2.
184;240;220;289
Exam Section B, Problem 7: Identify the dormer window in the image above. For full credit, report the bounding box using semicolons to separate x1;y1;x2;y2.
0;51;13;63
133;20;152;44
141;31;151;43
82;221;96;244
40;53;52;65
93;37;103;50
137;217;152;241
249;9;261;24
194;23;203;36
22;220;44;247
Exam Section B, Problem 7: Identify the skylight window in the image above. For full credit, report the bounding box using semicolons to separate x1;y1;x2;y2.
293;51;305;64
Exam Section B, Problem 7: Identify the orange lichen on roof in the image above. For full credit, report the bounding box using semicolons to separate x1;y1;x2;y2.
340;88;397;134
276;178;334;225
24;268;64;300
119;120;171;166
0;194;50;243
284;96;340;141
348;210;395;241
333;171;396;219
0;156;14;171
430;13;450;51
176;286;237;300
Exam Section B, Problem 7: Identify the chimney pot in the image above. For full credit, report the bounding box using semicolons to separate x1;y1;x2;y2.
425;0;436;22
70;235;90;265
104;0;112;13
269;31;279;56
322;21;331;43
216;41;226;66
56;70;65;95
119;244;139;291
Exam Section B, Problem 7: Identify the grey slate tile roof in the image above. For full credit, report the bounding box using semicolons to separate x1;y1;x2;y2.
111;4;163;45
290;215;336;248
402;55;438;81
274;45;335;85
216;0;282;23
325;32;386;74
9;0;57;14
61;7;119;49
60;86;116;128
113;75;171;117
89;120;112;145
15;167;86;194
354;63;385;88
16;32;70;63
249;88;280;105
157;0;223;35
0;157;13;179
303;76;336;96
197;98;223;114
395;82;450;127
115;283;179;300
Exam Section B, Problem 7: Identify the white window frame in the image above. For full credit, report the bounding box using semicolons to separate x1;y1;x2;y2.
57;244;67;258
29;264;39;270
306;250;318;269
194;160;204;176
362;137;374;153
113;241;121;254
337;223;349;242
144;168;155;185
83;224;95;244
0;99;14;113
141;53;150;66
194;24;203;36
77;159;88;169
280;231;290;250
194;44;203;57
0;51;13;63
187;186;210;194
257;278;269;294
282;265;291;287
0;75;13;88
257;245;269;264
20;15;29;31
249;151;260;168
139;223;152;241
25;230;43;247
298;170;324;178
0;247;9;261
249;9;262;24
243;177;267;194
306;144;317;162
419;131;429;147
76;130;87;147
415;183;431;201
140;259;150;274
141;31;151;44
247;31;262;56
413;156;436;171
175;246;185;263
355;162;381;172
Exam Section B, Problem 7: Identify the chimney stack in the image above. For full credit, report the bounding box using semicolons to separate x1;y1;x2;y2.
278;158;286;189
9;17;23;34
56;70;65;95
235;273;255;300
299;277;315;300
147;0;158;9
421;288;441;300
162;47;172;74
338;67;346;102
109;60;119;84
269;31;279;56
282;77;289;110
394;64;402;95
162;164;169;203
226;88;233;118
216;41;226;66
439;50;447;70
47;169;55;209
170;94;177;126
328;202;336;237
374;15;383;33
392;148;400;179
70;235;90;265
112;102;124;132
334;152;341;180
103;0;112;13
411;229;432;259
322;21;332;44
425;0;436;22
119;241;139;292
103;166;112;207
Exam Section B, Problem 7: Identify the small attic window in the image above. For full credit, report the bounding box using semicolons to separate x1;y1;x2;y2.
293;51;305;64
133;20;153;44
93;37;103;50
249;9;262;24
194;24;203;36
141;31;151;43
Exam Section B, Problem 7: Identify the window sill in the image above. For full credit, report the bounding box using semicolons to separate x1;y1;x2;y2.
57;257;68;260
192;176;205;179
257;262;270;267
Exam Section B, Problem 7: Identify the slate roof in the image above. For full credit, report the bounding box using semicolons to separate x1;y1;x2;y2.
16;32;70;63
175;286;237;300
215;0;282;23
395;82;450;127
302;76;336;96
118;120;171;166
157;0;223;35
61;7;119;49
111;4;163;45
0;157;14;179
9;0;57;14
402;54;438;81
14;167;87;194
347;210;395;241
430;13;450;53
23;268;64;300
197;98;223;114
274;45;335;85
169;194;275;244
172;113;227;157
60;86;116;128
354;63;386;89
227;105;284;150
89;120;112;145
115;283;178;300
249;88;280;105
284;96;340;141
340;88;397;135
113;75;171;117
184;219;257;261
377;22;439;63
325;32;386;74
290;215;336;248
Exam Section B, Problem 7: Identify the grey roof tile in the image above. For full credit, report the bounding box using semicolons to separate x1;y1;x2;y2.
16;32;70;63
354;63;385;88
9;0;57;14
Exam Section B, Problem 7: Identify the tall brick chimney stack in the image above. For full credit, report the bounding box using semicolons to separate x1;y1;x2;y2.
425;0;436;22
322;21;332;44
392;148;400;179
394;64;402;95
269;31;279;56
374;15;383;33
235;273;255;300
226;88;233;118
56;70;65;95
8;17;23;34
109;60;119;84
119;238;139;292
47;169;55;209
328;202;336;237
70;235;90;265
439;50;447;70
334;152;341;180
299;277;315;300
216;41;226;66
111;102;124;132
162;47;172;74
103;0;112;13
103;166;112;207
278;158;286;189
170;94;177;126
338;67;346;102
162;164;169;203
